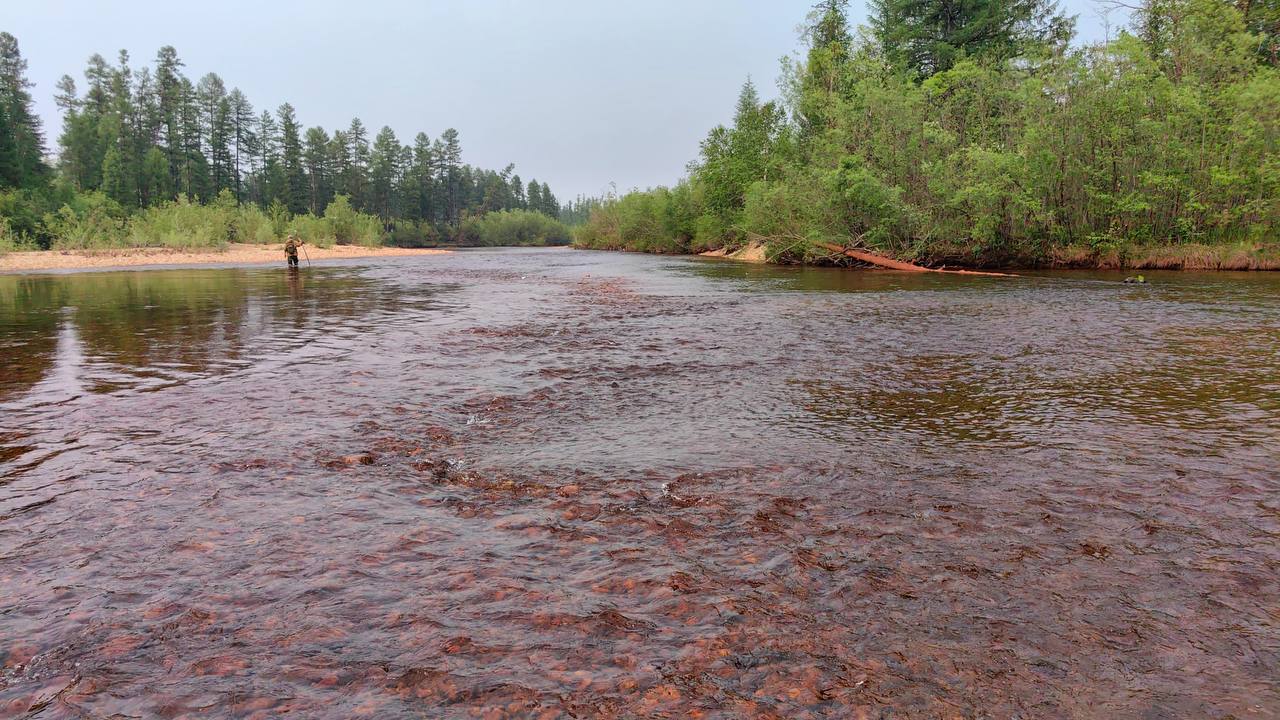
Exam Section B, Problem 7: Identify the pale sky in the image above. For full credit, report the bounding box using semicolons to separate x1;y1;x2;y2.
8;0;1124;201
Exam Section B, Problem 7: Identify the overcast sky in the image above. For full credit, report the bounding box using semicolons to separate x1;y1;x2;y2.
8;0;1124;201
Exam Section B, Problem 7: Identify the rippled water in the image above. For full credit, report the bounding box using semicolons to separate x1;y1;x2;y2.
2;248;1277;718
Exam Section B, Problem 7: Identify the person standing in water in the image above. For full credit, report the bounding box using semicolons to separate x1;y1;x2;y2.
284;233;304;268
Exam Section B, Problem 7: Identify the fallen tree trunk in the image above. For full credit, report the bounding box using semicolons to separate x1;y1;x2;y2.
810;241;1018;277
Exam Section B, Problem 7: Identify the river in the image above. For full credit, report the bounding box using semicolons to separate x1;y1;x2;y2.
2;248;1277;718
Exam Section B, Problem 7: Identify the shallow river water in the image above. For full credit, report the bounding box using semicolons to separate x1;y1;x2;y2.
1;248;1277;718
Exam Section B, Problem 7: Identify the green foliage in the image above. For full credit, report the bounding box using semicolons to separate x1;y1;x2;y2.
266;199;291;237
0;187;51;243
872;0;1073;77
458;209;571;247
323;194;383;246
126;194;232;250
287;213;335;248
43;191;128;249
387;218;441;247
595;0;1280;267
1;31;566;252
230;202;277;244
0;33;49;191
0;214;38;254
573;183;708;253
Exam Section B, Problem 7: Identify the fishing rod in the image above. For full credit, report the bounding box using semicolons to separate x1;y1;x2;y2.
302;243;311;268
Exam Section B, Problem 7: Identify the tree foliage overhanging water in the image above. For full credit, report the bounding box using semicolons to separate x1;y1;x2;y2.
574;0;1280;269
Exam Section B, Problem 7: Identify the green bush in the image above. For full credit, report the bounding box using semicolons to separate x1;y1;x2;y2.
231;203;278;244
126;194;232;250
0;188;52;245
458;209;571;247
388;218;441;247
0;217;39;254
572;183;703;253
44;191;129;250
324;195;382;246
287;213;336;248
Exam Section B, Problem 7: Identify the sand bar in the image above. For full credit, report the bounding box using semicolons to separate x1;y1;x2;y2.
0;243;449;273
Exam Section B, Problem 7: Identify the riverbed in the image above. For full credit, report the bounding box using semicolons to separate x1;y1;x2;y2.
2;248;1277;717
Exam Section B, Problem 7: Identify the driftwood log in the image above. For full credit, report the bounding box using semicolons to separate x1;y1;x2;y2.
809;241;1018;277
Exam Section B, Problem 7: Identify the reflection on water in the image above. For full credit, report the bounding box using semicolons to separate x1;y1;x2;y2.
1;250;1278;718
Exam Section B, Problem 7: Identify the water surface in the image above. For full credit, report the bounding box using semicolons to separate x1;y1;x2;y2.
2;249;1277;717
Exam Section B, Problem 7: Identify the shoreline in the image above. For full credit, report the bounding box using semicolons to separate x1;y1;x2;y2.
0;243;450;274
689;241;1280;272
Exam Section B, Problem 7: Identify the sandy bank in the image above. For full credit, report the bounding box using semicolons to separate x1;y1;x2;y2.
0;243;449;273
699;242;767;263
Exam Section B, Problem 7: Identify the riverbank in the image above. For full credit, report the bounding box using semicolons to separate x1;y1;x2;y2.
0;243;449;273
687;240;1280;271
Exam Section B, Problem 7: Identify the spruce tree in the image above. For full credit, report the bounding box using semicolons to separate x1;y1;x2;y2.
871;0;1073;76
0;32;48;189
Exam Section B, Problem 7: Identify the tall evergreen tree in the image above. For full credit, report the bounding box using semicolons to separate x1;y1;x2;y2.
540;181;558;218
153;46;185;190
410;131;437;223
369;126;401;220
277;103;307;213
227;88;254;200
527;179;543;215
343;118;370;210
439;128;462;224
872;0;1073;76
196;73;232;195
54;75;100;190
303;126;332;215
177;77;210;198
0;32;48;189
254;109;282;205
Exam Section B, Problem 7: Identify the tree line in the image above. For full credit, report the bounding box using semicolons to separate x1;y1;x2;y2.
0;33;566;250
576;0;1280;269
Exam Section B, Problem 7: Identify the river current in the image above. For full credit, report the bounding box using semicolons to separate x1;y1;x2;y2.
2;248;1277;718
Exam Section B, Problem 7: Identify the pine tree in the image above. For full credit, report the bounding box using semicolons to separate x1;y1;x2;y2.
526;179;543;215
410;131;436;223
871;0;1073;76
510;173;525;208
254;109;282;205
196;73;232;195
344;118;370;210
177;77;210;199
55;75;100;190
227;88;254;200
153;46;185;191
0;32;48;189
106;51;140;206
540;181;557;218
277;103;307;214
369;126;401;220
303;126;332;214
439;128;462;224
